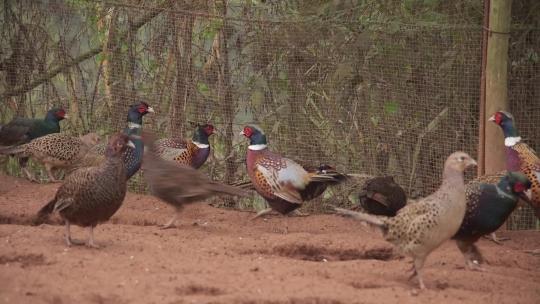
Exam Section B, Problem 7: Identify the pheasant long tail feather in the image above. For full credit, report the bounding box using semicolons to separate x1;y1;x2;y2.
208;181;250;197
309;171;348;184
228;180;255;190
36;197;57;220
333;207;387;228
0;145;26;156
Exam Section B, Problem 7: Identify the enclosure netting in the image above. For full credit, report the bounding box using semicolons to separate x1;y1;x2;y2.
0;1;538;229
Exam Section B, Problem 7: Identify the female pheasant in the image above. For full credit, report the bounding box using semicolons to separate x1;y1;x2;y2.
0;132;100;182
0;107;68;181
335;152;477;289
141;131;248;229
76;102;154;179
240;125;346;219
154;124;215;168
454;171;532;270
489;111;539;218
37;133;135;248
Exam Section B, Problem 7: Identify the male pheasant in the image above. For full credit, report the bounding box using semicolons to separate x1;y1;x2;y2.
454;171;532;270
0;132;99;182
76;102;154;179
0;107;68;181
240;125;347;219
489;111;539;218
154;124;215;168
36;133;135;248
232;164;347;199
141;131;248;229
335;152;477;289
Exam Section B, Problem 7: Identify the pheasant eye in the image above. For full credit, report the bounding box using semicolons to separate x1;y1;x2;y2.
57;110;65;117
138;106;147;114
205;125;214;135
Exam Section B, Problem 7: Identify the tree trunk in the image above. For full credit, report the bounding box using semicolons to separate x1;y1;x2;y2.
483;0;512;174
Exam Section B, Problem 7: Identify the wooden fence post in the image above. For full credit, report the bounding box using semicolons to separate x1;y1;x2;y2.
481;0;512;175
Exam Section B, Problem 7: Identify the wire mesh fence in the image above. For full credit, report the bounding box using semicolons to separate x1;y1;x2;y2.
0;1;538;229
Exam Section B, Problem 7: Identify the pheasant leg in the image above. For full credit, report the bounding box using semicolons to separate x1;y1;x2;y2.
250;208;273;220
86;226;100;249
22;168;38;183
484;232;510;244
412;257;426;290
64;221;85;246
45;164;60;183
160;212;179;229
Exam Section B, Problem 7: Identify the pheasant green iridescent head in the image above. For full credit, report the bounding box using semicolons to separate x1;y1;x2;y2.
489;111;519;142
192;123;215;145
127;102;155;126
240;125;267;149
46;107;68;122
500;171;533;204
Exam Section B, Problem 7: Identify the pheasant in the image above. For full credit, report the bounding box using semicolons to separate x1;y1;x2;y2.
0;107;68;181
240;125;347;219
335;152;477;289
489;110;539;218
154;123;215;168
454;171;532;270
75;102;154;179
36;133;135;248
232;163;348;200
356;176;407;216
141;131;249;229
0;132;100;182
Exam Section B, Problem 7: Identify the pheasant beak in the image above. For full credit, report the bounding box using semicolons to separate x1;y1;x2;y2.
63;114;70;119
147;107;155;113
127;140;136;149
517;189;533;205
239;130;245;136
488;115;495;122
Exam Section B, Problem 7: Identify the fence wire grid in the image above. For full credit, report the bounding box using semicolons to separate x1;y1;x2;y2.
0;1;538;229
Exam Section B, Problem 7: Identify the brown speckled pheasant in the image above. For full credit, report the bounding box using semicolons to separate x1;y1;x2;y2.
240;125;347;219
141;131;249;229
0;107;68;181
0;133;100;182
36;133;135;248
335;152;477;289
154;124;215;168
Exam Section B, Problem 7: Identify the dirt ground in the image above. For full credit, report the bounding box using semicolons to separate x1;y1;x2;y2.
0;174;539;304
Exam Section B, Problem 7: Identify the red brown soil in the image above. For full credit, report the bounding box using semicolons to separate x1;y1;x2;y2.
0;174;539;304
